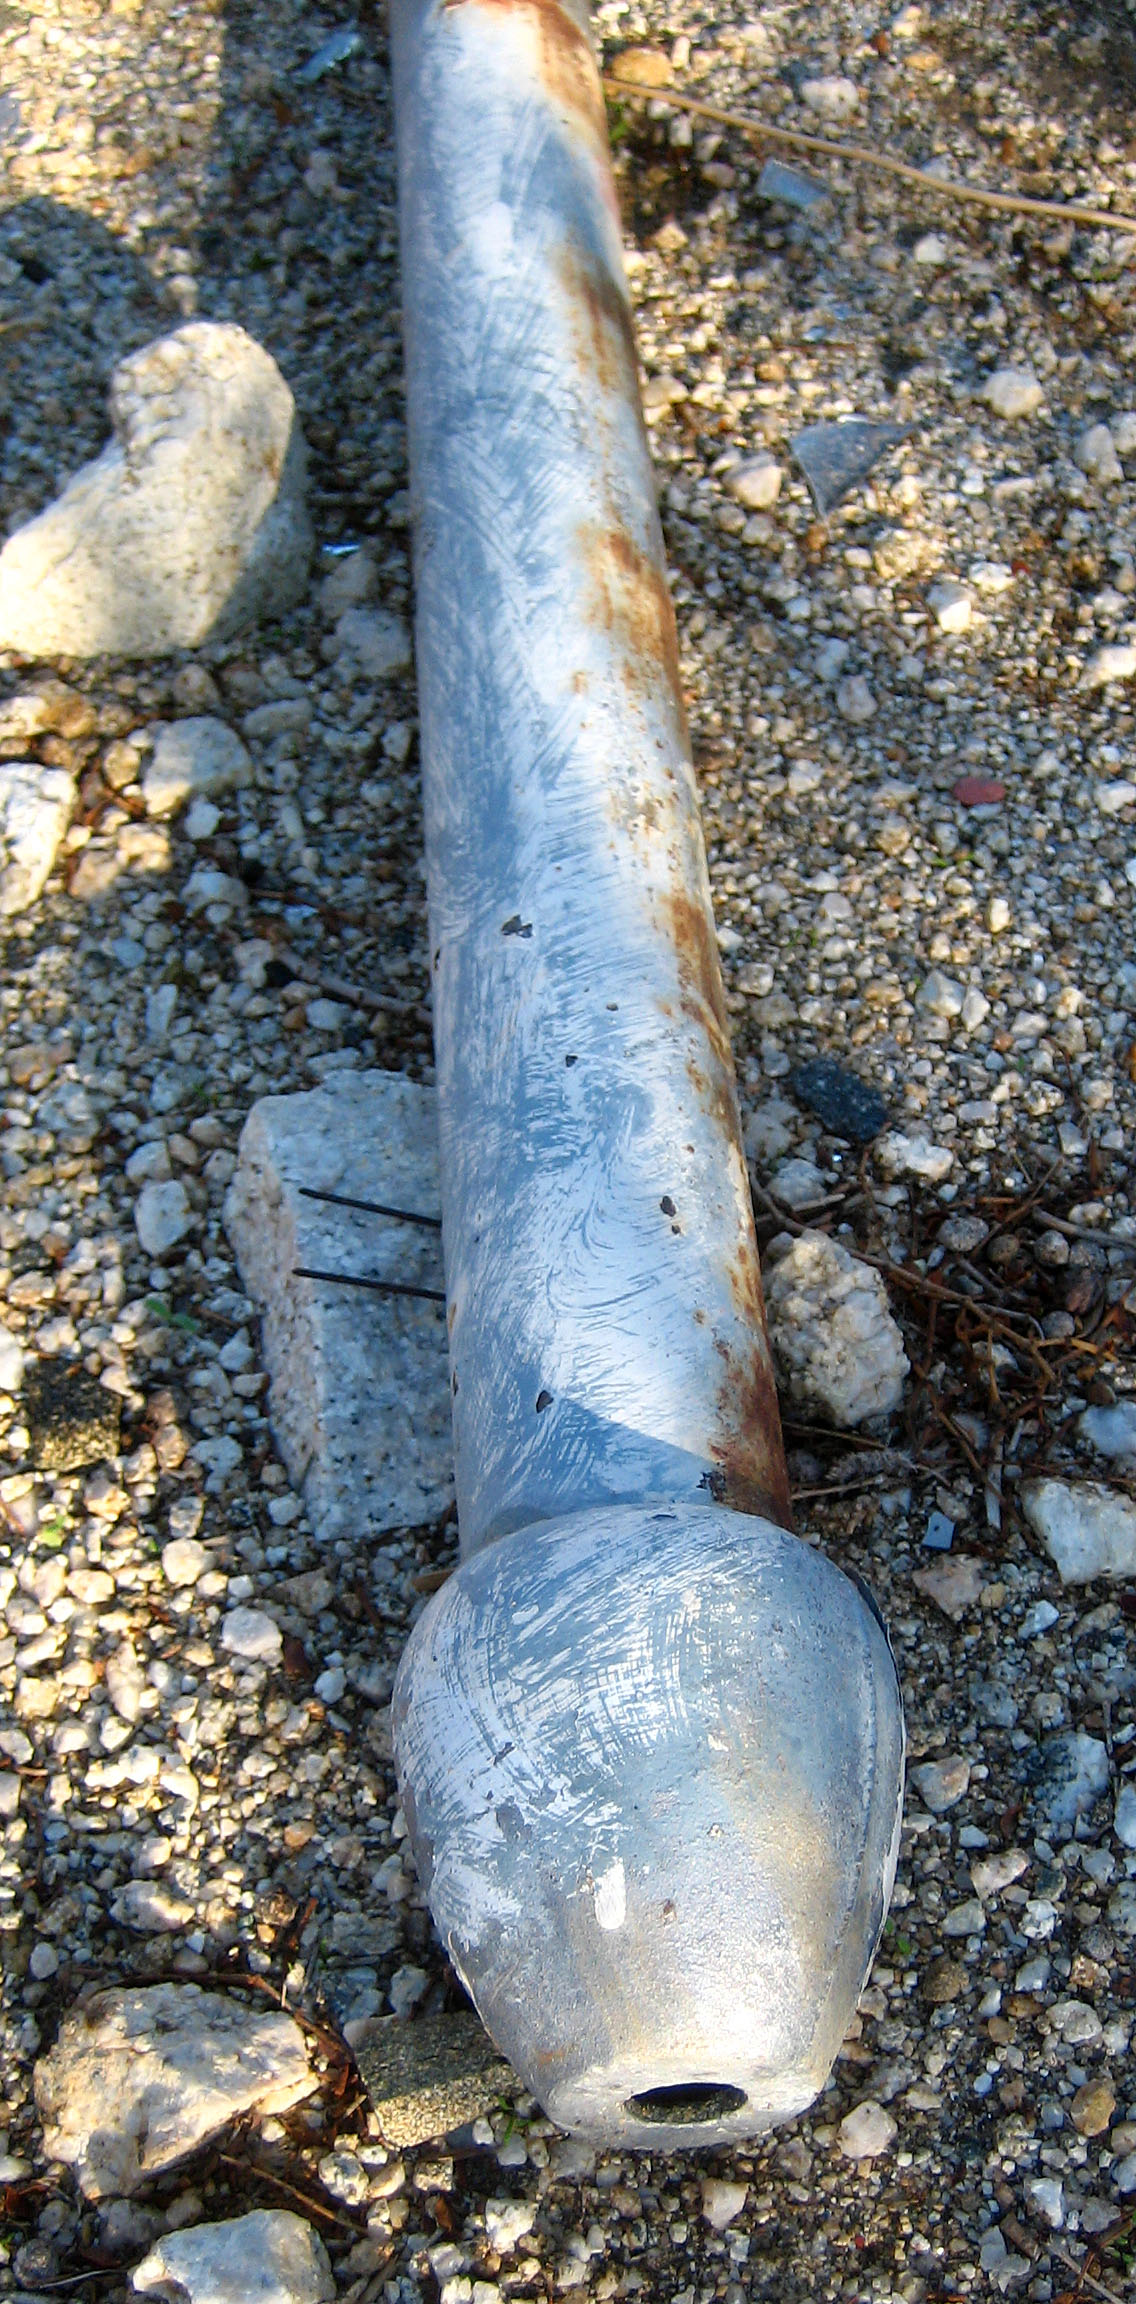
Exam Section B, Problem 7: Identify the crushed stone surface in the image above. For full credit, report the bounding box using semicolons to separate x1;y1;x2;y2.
0;2;1135;2301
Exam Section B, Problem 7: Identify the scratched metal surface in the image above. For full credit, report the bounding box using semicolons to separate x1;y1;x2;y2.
394;1502;905;2148
390;0;792;1550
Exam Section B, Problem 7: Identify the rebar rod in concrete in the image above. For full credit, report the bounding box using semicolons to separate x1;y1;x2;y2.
389;0;904;2149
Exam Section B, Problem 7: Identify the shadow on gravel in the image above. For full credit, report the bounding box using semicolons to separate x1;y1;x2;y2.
0;197;173;533
196;0;407;553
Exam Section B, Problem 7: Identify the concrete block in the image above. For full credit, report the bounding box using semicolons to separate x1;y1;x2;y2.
352;2012;513;2148
224;1069;453;1545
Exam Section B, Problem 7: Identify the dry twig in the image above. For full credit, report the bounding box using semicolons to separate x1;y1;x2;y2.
606;76;1136;237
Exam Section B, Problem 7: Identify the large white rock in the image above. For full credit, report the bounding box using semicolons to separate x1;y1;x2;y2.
1022;1477;1136;1583
143;719;252;819
132;2210;334;2304
35;1984;316;2198
764;1229;908;1425
224;1070;453;1547
0;323;312;659
0;763;73;915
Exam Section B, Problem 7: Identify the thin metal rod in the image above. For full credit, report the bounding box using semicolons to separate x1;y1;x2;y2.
298;1185;442;1229
293;1265;446;1304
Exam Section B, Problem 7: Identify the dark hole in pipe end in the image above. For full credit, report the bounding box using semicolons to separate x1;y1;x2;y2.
624;2083;747;2126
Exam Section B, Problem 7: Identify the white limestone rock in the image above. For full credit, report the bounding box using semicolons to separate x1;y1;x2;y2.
35;1984;316;2198
763;1229;908;1425
0;323;312;658
132;2210;333;2304
143;719;252;819
1022;1477;1136;1583
224;1070;453;1547
0;763;73;916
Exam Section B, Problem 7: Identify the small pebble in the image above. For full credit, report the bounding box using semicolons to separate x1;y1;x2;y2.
1115;1779;1136;1850
916;970;965;1019
923;1956;967;2005
951;776;1006;807
701;2178;749;2230
837;2100;897;2160
220;1607;283;1664
922;1510;954;1552
800;75;859;119
911;1756;970;1813
725;456;783;511
134;1179;193;1257
788;1057;888;1143
1078;1401;1136;1464
161;1538;209;1588
929;581;973;633
1087;642;1136;688
1070;2077;1116;2137
971;1849;1029;1898
485;2199;538;2251
1076;423;1123;482
981;367;1044;419
1025;2175;1064;2230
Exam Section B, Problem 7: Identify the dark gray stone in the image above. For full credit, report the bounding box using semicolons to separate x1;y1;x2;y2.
789;1058;889;1144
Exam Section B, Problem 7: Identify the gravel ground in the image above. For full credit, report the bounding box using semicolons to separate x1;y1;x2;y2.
2;0;1136;2299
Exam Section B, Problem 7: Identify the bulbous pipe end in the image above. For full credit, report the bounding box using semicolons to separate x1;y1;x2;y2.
393;1502;904;2150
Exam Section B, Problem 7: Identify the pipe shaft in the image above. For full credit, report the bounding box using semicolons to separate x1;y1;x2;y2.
391;0;791;1549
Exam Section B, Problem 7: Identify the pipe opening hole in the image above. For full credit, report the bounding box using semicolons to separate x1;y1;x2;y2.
624;2083;747;2126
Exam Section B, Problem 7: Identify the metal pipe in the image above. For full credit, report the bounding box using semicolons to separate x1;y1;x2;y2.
389;0;904;2148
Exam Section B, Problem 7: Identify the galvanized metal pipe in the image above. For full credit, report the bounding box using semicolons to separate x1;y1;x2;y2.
389;0;904;2148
